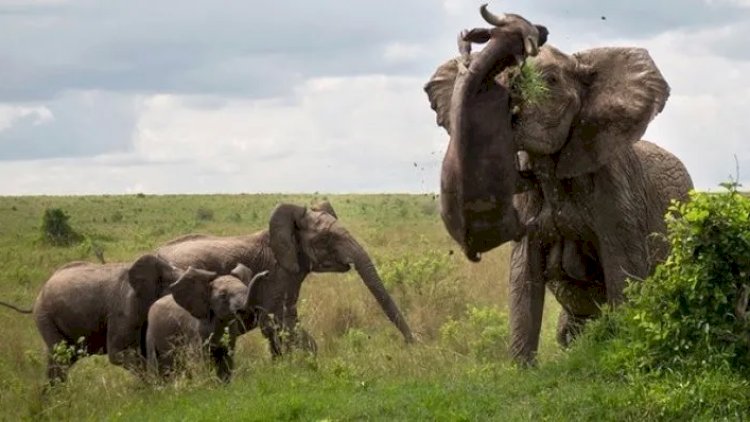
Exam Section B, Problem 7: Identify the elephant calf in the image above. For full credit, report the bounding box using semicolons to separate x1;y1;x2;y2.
0;254;181;382
146;264;268;382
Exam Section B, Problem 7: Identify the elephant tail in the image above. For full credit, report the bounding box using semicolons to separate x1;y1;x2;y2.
0;300;32;314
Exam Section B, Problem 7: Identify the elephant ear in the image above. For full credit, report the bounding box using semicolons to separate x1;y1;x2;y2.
170;266;216;320
311;200;338;219
230;263;254;285
269;203;307;274
424;57;463;134
556;47;670;179
128;254;174;298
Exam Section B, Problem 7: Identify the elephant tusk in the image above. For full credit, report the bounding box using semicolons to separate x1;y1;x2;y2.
524;35;539;57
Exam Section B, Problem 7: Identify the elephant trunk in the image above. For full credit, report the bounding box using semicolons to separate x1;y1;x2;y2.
441;29;528;261
344;238;415;343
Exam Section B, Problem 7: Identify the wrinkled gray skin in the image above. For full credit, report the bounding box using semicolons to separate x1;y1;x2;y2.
155;201;414;357
425;8;693;364
23;255;181;382
146;264;268;382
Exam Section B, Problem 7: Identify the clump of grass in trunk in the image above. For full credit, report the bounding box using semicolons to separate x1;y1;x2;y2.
41;208;82;246
508;61;549;106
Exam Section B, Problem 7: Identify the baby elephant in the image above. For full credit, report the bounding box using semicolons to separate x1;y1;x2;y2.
146;264;268;382
0;254;181;383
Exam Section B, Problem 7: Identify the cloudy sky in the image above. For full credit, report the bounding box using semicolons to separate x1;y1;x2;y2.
0;0;748;194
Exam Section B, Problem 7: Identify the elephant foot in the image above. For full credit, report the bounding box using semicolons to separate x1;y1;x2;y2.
555;310;590;348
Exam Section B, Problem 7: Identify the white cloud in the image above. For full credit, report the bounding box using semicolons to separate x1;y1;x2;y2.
0;105;53;132
383;42;428;63
1;1;748;194
705;0;750;7
0;75;445;194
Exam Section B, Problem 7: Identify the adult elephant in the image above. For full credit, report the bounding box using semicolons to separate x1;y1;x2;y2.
155;201;414;357
0;254;181;382
424;6;693;363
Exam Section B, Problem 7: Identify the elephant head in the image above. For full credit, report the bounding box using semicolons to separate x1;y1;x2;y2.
128;253;183;315
268;200;415;343
169;264;269;328
425;5;548;261
510;46;670;178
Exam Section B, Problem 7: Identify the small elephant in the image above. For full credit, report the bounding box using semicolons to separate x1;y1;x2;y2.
156;200;414;357
146;264;269;382
0;254;182;382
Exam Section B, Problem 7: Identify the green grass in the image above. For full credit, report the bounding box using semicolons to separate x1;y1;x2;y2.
0;194;748;421
509;61;549;106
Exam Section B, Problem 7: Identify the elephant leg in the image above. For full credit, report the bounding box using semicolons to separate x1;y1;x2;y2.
294;327;318;355
36;316;74;384
107;329;145;374
597;237;648;305
46;353;77;384
210;346;233;383
555;310;588;348
508;237;546;365
260;315;284;358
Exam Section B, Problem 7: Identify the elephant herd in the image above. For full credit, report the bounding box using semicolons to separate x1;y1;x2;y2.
0;5;693;384
0;201;414;383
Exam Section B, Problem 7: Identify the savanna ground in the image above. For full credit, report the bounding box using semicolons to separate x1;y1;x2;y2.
0;194;748;421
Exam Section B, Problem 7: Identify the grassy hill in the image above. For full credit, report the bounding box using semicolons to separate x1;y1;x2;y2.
0;194;747;420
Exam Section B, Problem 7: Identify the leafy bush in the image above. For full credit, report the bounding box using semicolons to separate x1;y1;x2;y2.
615;182;750;373
41;208;82;246
50;337;88;367
195;207;214;221
380;249;454;294
440;305;509;362
110;211;124;223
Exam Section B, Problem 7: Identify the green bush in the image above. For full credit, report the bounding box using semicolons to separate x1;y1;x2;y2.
110;211;124;223
40;208;82;246
380;249;454;293
440;305;509;362
618;182;750;373
195;207;214;221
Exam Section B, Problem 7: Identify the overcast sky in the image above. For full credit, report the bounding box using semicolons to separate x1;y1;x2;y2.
0;0;748;194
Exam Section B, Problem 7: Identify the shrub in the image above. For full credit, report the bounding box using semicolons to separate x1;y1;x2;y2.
195;207;214;221
619;182;750;373
380;249;454;294
41;208;82;246
110;211;124;222
439;305;509;362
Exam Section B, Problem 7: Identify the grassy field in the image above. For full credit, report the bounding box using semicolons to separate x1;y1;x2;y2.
0;194;748;421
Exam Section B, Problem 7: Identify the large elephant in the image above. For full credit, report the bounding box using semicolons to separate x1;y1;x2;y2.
155;201;414;357
146;264;268;382
0;254;181;382
424;6;693;363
